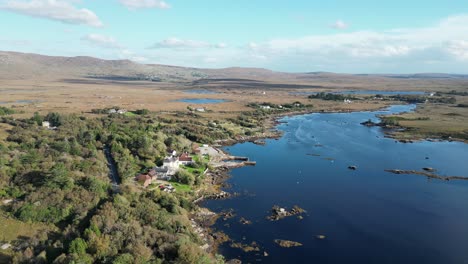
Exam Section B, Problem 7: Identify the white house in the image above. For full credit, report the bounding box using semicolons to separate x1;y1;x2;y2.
42;121;50;128
162;156;180;176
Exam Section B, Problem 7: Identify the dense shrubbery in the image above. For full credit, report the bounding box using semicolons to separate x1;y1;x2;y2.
380;117;400;127
174;169;196;185
308;92;356;101
437;90;468;96
0;111;226;263
0;106;15;116
389;95;456;104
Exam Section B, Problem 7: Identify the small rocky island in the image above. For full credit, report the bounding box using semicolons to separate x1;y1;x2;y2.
274;239;303;248
267;205;306;221
385;169;468;181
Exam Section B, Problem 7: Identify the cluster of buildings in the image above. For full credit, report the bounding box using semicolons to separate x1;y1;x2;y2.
135;151;194;188
108;109;127;114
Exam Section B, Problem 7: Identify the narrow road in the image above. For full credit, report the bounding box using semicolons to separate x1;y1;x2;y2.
104;145;121;192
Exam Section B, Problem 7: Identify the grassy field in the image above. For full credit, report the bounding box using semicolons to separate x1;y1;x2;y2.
123;111;137;117
0;212;55;262
170;182;192;193
380;95;468;142
0;213;54;242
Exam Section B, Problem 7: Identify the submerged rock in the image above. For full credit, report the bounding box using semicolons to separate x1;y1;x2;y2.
361;120;378;127
274;239;303;248
239;217;252;225
221;209;236;221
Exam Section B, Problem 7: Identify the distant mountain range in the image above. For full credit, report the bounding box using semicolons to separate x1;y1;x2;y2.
1;51;468;89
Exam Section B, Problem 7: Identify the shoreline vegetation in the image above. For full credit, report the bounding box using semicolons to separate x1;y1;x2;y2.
0;88;467;263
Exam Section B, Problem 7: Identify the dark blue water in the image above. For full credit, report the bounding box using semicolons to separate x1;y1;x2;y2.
204;105;468;264
176;98;228;104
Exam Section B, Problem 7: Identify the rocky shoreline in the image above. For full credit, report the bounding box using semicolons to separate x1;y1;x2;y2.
194;103;466;262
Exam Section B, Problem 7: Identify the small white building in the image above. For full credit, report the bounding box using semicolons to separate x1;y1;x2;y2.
344;99;352;104
42;121;50;128
162;156;180;176
260;105;271;109
195;108;206;112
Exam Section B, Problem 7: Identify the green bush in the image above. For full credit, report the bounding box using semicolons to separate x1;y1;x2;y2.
174;170;195;186
0;106;15;116
69;238;88;255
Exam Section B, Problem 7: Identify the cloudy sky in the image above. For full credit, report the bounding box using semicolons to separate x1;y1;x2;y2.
1;0;468;73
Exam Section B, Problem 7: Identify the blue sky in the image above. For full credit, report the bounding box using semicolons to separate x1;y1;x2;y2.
1;0;468;73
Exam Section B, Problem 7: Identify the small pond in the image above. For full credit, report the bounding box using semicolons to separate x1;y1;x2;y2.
184;89;219;94
0;100;40;105
175;98;228;104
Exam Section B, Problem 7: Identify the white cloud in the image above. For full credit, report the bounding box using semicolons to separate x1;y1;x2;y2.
447;40;468;60
149;38;208;49
248;42;258;49
203;57;217;63
216;43;227;49
234;14;468;72
118;49;148;62
1;0;103;27
128;15;468;72
331;20;348;30
82;34;121;49
118;0;169;9
149;38;226;50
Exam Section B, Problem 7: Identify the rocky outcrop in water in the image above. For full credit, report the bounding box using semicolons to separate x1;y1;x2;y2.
267;205;306;221
361;120;379;127
274;239;303;248
385;169;468;181
230;241;260;252
239;217;252;225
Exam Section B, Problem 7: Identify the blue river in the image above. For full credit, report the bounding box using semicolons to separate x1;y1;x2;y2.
204;104;468;264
